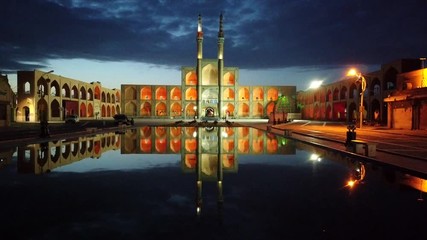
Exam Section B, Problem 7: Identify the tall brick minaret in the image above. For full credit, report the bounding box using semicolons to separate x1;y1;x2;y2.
217;13;224;119
196;14;203;118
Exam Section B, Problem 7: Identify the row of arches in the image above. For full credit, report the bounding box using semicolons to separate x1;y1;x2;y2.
124;101;275;117
30;79;120;104
184;67;236;86
308;99;383;122
124;86;282;102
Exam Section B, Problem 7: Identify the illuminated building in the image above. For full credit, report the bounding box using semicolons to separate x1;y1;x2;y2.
15;70;121;122
297;58;424;128
121;14;296;120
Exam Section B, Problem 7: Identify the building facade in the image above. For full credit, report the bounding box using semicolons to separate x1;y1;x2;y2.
384;60;427;129
16;70;121;122
0;73;16;127
121;15;296;120
298;59;423;127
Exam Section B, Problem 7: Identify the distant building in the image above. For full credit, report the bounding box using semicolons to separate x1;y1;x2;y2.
121;15;296;121
384;58;427;129
297;59;423;128
0;73;15;127
16;70;121;122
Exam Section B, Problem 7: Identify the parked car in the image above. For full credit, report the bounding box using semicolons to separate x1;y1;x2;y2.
65;114;79;123
113;114;133;125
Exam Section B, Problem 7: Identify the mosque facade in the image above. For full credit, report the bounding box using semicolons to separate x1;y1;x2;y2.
121;15;296;121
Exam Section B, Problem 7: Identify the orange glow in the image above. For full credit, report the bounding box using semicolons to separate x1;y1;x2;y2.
185;154;197;168
155;127;166;137
347;68;358;77
140;87;152;100
170;139;181;153
347;180;356;188
155;87;167;100
170;127;182;138
140;126;151;138
185;71;197;85
140;138;152;153
222;139;235;152
222;155;235;168
238;127;249;138
238;139;249;153
155;138;166;153
170;87;182;100
266;138;278;153
185;139;197;152
252;139;264;153
185;88;197;100
185;127;196;137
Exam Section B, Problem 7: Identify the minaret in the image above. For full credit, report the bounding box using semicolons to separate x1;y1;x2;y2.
196;14;203;119
217;13;224;119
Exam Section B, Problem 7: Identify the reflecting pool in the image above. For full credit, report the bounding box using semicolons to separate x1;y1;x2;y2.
1;126;426;239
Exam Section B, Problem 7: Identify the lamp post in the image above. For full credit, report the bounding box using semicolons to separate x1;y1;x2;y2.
347;69;366;129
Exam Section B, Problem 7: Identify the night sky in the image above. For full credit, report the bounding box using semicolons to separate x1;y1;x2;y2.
1;0;426;90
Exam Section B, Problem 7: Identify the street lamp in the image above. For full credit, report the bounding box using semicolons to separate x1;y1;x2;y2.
347;69;366;128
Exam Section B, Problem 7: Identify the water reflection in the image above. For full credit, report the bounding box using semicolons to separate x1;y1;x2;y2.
1;126;427;204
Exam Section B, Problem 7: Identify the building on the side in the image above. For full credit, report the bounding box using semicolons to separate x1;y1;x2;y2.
121;14;296;121
297;59;423;127
16;70;121;122
384;58;427;129
0;73;16;127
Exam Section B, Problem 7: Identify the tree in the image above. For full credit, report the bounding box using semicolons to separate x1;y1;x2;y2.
275;95;291;122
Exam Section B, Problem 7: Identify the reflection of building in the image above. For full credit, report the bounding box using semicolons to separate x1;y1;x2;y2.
16;70;121;122
17;132;121;174
121;15;296;120
121;125;294;216
298;59;423;127
0;73;16;127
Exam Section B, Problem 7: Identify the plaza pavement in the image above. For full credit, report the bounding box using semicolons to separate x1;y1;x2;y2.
249;120;427;176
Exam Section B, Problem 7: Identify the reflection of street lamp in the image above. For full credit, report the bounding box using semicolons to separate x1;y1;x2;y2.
38;70;54;137
347;69;366;129
193;106;197;119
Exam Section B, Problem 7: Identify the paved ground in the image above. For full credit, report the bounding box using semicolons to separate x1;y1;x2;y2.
250;120;427;176
2;119;427;176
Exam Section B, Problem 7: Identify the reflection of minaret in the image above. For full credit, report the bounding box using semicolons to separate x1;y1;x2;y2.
217;13;224;119
195;127;202;216
196;14;203;119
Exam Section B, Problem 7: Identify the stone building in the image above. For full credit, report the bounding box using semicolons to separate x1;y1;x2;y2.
121;15;296;120
16;70;121;122
297;59;423;126
0;73;15;127
384;59;427;129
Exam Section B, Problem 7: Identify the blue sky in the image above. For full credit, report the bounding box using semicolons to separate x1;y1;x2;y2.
1;0;426;91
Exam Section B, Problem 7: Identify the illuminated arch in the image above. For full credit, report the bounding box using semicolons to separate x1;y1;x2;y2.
140;86;152;100
223;88;235;100
140;102;151;116
238;88;249;100
253;87;264;100
185;103;196;117
80;102;87;117
223;72;235;85
155;102;167;116
87;103;94;117
185;87;197;100
155;87;167;100
170;87;182;100
202;64;218;85
267;88;278;101
252;102;263;117
238;102;249;117
185;71;197;85
171;102;182;117
94;86;101;100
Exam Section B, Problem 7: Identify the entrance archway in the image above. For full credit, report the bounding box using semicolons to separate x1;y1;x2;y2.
205;107;215;117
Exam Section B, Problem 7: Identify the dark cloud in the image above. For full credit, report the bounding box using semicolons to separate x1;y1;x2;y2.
0;0;426;73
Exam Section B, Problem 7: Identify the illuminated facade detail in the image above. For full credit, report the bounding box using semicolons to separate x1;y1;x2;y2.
121;15;296;120
16;70;121;122
298;59;424;129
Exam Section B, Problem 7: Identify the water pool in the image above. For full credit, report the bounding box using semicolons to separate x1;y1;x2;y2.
0;126;426;239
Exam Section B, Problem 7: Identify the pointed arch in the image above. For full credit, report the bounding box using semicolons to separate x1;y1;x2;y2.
80;102;87;117
140;86;152;100
51;99;60;118
202;64;218;85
